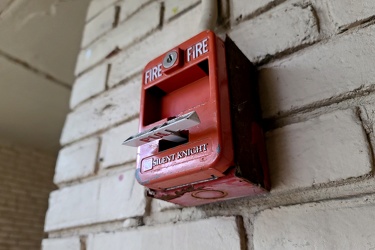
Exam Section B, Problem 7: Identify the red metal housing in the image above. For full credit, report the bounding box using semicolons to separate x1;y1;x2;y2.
123;30;270;206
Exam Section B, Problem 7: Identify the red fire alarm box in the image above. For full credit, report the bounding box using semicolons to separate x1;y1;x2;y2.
123;30;270;206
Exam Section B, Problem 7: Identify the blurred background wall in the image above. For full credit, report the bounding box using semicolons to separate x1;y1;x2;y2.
0;0;90;249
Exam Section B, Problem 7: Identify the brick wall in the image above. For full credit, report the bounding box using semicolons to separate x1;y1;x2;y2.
0;143;55;250
43;0;375;249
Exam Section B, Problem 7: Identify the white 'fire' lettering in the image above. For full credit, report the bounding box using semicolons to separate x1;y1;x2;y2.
186;38;209;62
144;63;162;84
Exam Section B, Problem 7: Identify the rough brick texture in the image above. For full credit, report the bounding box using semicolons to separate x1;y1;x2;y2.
327;0;375;30
230;0;276;24
44;0;375;249
253;195;375;250
42;237;81;250
61;77;141;145
229;2;319;63
76;2;161;75
86;0;118;22
0;143;55;250
119;0;151;22
87;217;241;250
45;169;146;231
259;24;375;118
163;0;200;21
70;64;107;109
99;119;138;169
267;109;371;191
81;6;115;48
54;137;99;184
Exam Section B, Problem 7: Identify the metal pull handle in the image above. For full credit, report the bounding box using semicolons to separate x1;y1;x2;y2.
123;111;200;147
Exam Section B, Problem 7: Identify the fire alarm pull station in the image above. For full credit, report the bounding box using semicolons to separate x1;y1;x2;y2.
123;30;270;206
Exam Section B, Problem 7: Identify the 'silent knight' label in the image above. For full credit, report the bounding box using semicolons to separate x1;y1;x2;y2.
142;143;208;171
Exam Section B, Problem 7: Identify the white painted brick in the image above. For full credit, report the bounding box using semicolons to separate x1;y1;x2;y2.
114;1;160;55
87;217;240;250
327;0;375;30
228;3;319;63
164;0;200;21
61;77;141;145
100;119;138;169
82;6;115;48
76;2;161;75
42;237;80;250
119;0;151;22
362;105;375;132
267;109;371;191
259;25;375;118
86;0;117;21
230;0;275;24
305;0;337;37
70;64;107;109
253;195;375;250
98;170;145;222
54;137;99;184
122;218;141;228
45;169;145;231
151;199;180;213
108;5;201;87
45;180;97;231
